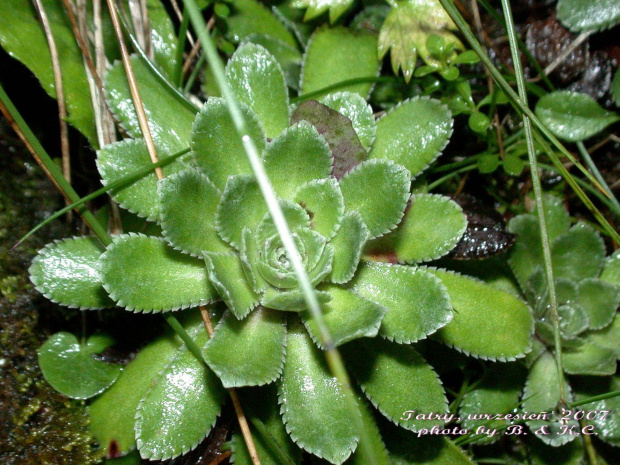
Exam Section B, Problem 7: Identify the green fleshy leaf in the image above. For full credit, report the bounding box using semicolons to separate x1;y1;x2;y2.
255;201;312;244
240;228;269;293
588;314;620;357
428;269;534;361
552;222;606;281
38;332;121;400
577;278;619;330
293;178;345;241
320;92;376;151
135;326;226;460
508;214;543;290
205;252;259;319
369;97;453;178
339;160;411;239
159;169;229;257
562;340;617;375
0;0;96;143
143;0;179;79
29;236;114;310
292;0;354;22
226;43;289;138
224;0;298;48
216;175;268;248
377;0;461;82
328;211;369;284
574;376;620;447
105;56;196;153
97;138;186;221
302;284;386;349
261;288;331;311
190;98;266;190
346;393;390;465
279;320;359;463
600;249;620;287
231;384;302;465
522;351;577;446
557;0;620;32
535;91;620;142
203;308;286;387
290;100;367;180
350;262;453;344
89;318;202;457
242;34;302;89
301;27;379;98
557;303;589;338
365;194;467;264
264;122;333;200
100;234;216;312
459;363;527;445
344;337;448;432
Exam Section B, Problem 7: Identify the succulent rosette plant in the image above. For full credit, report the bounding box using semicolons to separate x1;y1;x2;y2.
29;36;534;464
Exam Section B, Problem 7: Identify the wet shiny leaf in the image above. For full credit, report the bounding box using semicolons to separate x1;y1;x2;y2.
557;0;620;32
320;92;376;151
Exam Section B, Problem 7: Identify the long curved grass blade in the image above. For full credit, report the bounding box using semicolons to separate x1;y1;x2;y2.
181;0;380;463
499;0;566;402
0;82;110;247
291;76;393;103
15;148;189;248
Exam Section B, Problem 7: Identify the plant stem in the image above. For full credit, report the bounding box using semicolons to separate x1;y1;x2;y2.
181;1;379;463
291;76;393;103
577;141;620;218
499;0;566;404
0;83;110;247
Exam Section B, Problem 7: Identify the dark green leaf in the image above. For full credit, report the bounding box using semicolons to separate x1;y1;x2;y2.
557;0;620;32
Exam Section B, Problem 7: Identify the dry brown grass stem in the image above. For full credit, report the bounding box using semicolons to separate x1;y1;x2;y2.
200;307;262;465
105;0;163;179
93;0;117;146
32;0;71;187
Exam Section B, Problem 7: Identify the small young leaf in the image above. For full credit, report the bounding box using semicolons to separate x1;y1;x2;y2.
105;56;196;153
301;27;379;98
290;101;367;180
366;194;467;264
522;352;578;446
557;0;620;32
369;97;453;178
29;236;114;310
135;327;226;460
205;252;259;319
428;269;534;361
38;332;121;400
551;222;606;281
226;43;289;138
320;92;377;151
97;138;185;221
293;178;345;241
264;121;333;199
350;262;453;344
339;159;411;239
577;278;619;330
279;320;359;463
203;308;286;387
328;211;369;284
191;97;266;190
535;91;620;142
159;169;229;257
302;284;386;349
344;337;448;432
100;234;216;312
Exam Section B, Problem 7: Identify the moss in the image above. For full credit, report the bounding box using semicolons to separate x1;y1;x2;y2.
0;119;103;465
